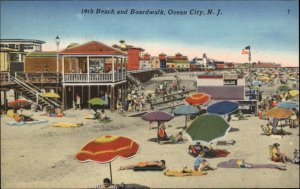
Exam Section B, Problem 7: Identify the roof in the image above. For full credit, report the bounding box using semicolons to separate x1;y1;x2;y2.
26;51;57;57
59;41;127;55
198;86;245;100
0;39;45;44
167;55;188;59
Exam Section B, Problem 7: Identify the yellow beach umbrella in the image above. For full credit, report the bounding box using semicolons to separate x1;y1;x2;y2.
289;90;299;97
41;92;60;98
260;77;270;82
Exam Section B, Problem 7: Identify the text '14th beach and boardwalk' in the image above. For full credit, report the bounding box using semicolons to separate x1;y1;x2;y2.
81;9;223;16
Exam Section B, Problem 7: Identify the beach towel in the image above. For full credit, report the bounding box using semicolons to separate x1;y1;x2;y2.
85;115;95;119
7;120;48;126
52;122;83;128
217;159;286;170
133;165;165;171
164;169;207;177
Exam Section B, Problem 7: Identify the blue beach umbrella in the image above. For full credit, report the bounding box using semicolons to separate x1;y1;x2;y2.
207;101;239;115
276;101;299;109
174;105;199;128
252;80;262;86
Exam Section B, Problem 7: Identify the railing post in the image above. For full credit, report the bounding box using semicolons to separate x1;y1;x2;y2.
8;72;11;82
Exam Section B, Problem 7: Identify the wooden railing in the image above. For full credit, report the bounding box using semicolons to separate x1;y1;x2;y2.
64;72;127;83
16;72;62;83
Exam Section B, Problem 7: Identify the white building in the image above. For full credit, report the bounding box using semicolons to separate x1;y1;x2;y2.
0;39;45;53
197;73;245;100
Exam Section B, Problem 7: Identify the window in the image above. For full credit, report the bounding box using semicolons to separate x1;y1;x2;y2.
224;79;237;85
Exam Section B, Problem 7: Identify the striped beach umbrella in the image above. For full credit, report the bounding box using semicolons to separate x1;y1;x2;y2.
75;135;139;183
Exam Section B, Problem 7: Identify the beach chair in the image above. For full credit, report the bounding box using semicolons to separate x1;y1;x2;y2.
260;125;272;136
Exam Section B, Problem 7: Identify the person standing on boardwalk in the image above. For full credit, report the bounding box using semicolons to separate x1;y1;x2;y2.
75;94;81;110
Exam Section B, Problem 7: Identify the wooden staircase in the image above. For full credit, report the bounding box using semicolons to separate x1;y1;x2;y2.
10;74;62;109
126;72;141;86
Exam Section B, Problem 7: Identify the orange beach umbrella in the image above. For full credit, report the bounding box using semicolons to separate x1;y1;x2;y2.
265;108;295;119
75;135;139;183
185;93;211;106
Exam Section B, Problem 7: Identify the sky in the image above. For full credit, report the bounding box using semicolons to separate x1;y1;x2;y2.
1;0;299;66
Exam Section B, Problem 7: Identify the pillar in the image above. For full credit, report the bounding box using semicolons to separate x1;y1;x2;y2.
62;86;66;110
88;85;91;109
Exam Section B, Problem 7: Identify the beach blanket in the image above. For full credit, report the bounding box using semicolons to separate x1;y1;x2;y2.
85;115;95;119
6;120;48;126
217;159;286;170
133;165;165;171
52;122;83;128
164;169;207;177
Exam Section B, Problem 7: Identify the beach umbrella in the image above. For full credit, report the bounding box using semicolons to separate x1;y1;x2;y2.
185;93;211;106
41;92;60;98
289;90;299;97
8;99;31;108
276;102;299;109
142;111;174;142
207;101;239;115
252;80;262;87
186;114;230;144
75;135;139;184
259;76;270;82
277;85;292;92
142;111;174;122
88;98;105;105
174;105;199;128
265;108;295;119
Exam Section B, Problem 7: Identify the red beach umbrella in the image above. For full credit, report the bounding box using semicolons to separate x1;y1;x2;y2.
75;135;139;183
185;93;211;106
8;99;32;108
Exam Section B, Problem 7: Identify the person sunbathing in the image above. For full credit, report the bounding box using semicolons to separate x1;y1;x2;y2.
194;151;216;172
271;143;293;163
189;142;230;158
99;109;108;121
160;132;183;144
119;160;166;170
14;113;34;122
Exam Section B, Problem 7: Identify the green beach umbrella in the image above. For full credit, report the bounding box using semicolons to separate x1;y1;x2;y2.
277;85;292;92
88;98;105;106
186;113;230;144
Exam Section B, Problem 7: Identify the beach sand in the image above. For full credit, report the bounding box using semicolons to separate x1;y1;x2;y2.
1;72;299;188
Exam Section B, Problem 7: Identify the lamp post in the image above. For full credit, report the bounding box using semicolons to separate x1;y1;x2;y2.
55;36;60;73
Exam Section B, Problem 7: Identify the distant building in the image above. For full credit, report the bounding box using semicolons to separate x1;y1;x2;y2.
0;39;45;74
197;72;245;100
150;56;160;69
112;40;144;70
139;53;151;69
252;61;281;68
158;53;167;68
167;53;189;69
190;53;208;68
